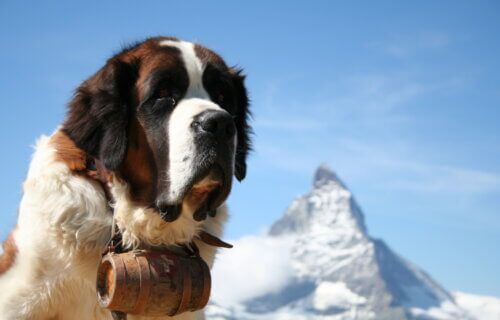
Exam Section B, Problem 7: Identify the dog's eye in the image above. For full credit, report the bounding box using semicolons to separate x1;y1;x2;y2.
153;96;176;110
154;88;178;106
157;88;173;99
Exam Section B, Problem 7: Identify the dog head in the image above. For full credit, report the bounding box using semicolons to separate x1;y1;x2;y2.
62;37;250;240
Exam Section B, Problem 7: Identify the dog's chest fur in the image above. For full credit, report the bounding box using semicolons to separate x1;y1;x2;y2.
0;133;227;319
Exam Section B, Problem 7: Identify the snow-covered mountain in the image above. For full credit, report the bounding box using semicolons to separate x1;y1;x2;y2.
207;164;500;320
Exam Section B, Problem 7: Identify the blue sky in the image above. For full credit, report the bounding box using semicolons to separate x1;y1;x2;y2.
0;1;499;297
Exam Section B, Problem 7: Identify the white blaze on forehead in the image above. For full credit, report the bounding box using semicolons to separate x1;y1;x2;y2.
159;39;209;99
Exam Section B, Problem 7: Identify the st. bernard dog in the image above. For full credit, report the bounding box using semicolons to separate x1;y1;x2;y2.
0;37;250;319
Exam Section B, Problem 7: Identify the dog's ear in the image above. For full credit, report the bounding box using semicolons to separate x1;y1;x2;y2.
231;68;252;181
63;58;138;171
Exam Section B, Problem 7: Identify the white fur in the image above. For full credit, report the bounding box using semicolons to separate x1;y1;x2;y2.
159;40;209;100
0;131;229;319
167;98;227;202
112;176;228;255
159;40;234;203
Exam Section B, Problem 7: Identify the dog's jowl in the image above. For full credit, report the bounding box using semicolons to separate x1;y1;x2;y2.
0;37;251;320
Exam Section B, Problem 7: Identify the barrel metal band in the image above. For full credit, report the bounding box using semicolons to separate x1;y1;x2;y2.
174;259;192;315
197;258;211;310
131;253;152;314
108;254;127;310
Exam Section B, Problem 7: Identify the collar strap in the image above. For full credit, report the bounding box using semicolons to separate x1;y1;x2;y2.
199;231;233;248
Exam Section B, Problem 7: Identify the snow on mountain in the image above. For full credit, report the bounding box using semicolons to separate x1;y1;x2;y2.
209;164;499;320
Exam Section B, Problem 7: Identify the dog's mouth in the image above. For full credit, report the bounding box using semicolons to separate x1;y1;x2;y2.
156;164;231;222
185;166;225;221
187;182;221;206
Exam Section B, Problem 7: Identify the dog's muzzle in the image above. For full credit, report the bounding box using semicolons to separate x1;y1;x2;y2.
155;109;236;222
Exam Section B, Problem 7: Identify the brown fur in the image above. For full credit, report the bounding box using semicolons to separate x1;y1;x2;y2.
194;43;228;68
51;121;156;207
50;131;114;200
0;229;18;275
118;119;156;205
51;130;88;172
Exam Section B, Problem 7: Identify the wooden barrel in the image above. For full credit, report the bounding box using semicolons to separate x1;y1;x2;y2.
96;250;211;316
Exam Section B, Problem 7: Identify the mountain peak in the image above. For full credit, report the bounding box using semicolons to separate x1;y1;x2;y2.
313;163;345;188
269;163;367;237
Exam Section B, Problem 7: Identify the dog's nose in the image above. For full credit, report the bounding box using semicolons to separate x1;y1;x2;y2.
155;200;182;222
192;110;236;140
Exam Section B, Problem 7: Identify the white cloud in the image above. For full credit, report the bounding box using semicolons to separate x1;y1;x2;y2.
325;73;464;119
255;70;464;134
252;68;496;197
371;31;453;58
452;291;500;320
211;234;295;306
313;281;367;311
332;74;425;113
255;135;500;196
334;138;500;194
383;164;500;194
